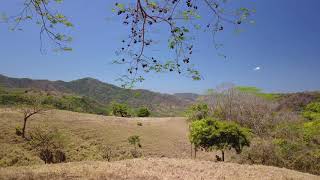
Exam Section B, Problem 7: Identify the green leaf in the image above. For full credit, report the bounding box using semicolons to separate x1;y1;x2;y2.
62;47;73;51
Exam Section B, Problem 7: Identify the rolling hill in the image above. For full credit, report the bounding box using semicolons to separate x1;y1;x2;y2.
0;74;193;116
0;109;318;179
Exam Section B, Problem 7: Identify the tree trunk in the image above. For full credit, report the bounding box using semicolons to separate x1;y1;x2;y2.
194;146;197;159
22;117;27;138
190;143;193;159
221;150;225;162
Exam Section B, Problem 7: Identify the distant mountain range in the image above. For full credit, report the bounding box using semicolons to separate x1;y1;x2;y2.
0;74;197;116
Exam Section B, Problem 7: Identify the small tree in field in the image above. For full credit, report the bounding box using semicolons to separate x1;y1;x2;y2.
18;97;49;139
185;103;210;158
128;135;142;158
136;107;150;117
112;102;130;117
128;135;141;150
189;118;251;161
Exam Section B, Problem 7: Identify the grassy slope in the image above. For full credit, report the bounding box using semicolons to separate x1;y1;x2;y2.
0;109;319;179
1;158;318;180
0;108;212;165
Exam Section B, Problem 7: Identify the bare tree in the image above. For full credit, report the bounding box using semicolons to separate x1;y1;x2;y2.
18;97;49;139
202;84;280;136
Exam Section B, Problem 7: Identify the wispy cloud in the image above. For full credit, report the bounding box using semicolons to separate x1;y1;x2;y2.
253;66;261;71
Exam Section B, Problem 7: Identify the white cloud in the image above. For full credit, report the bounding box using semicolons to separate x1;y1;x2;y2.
253;66;261;71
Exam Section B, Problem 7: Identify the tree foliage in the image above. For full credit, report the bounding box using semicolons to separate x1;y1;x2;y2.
185;103;209;121
303;102;320;121
136;107;150;117
0;0;73;52
112;0;254;86
1;0;254;86
189;118;251;161
112;102;131;117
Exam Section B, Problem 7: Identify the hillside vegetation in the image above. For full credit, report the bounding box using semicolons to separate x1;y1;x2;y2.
0;88;109;115
0;74;192;116
1;76;320;178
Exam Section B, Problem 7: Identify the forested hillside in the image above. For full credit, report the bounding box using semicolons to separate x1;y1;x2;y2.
0;75;192;116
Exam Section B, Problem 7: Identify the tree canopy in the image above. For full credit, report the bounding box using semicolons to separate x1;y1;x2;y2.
189;117;251;160
185;103;209;121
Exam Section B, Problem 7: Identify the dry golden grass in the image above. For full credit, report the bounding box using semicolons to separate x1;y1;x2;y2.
0;108;215;165
1;108;319;179
1;158;319;180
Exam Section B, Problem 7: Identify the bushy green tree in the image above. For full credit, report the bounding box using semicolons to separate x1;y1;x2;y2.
136;107;150;117
112;102;130;117
189;118;251;161
186;103;209;121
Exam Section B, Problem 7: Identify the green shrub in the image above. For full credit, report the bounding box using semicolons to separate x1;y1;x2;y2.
112;102;131;117
304;102;320;113
128;135;142;158
128;135;141;150
136;107;150;117
137;122;143;126
303;102;320;120
302;120;320;144
15;126;23;136
241;120;320;175
240;138;282;166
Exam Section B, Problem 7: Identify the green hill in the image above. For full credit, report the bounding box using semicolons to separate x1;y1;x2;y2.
0;74;192;116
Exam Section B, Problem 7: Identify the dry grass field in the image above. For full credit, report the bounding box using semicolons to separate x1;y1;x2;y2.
1;108;319;179
0;108;215;166
1;158;319;180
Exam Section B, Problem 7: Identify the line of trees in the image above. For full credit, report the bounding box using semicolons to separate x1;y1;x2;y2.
111;102;151;117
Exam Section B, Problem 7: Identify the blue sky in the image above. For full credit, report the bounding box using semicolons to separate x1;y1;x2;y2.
0;0;320;94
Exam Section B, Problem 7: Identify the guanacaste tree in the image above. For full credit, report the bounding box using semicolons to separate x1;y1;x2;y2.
1;0;254;86
189;117;251;161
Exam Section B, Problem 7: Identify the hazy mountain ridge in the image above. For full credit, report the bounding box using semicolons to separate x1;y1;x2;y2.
0;74;193;116
174;93;200;101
